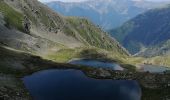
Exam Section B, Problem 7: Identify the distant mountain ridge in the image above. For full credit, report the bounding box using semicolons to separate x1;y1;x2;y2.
110;5;170;57
46;0;170;30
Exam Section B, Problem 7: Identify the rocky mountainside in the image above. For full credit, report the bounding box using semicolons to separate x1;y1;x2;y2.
110;5;170;56
0;0;129;57
46;0;169;30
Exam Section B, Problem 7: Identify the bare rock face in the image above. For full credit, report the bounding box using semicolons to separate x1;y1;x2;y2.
23;15;31;33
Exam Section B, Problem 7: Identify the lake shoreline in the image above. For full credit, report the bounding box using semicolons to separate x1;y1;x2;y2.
1;55;170;100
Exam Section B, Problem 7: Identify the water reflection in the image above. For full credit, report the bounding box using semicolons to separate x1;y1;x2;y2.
23;69;141;100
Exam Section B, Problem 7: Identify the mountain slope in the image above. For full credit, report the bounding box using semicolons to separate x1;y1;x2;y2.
0;0;129;57
46;0;169;30
137;40;170;57
110;5;170;55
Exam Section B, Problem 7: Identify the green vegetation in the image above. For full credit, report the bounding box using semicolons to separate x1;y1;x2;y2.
142;87;170;100
46;49;77;62
110;22;134;43
66;17;105;47
110;5;170;55
148;56;170;67
66;17;128;56
79;48;108;59
62;25;77;37
44;47;137;71
0;0;128;61
45;47;114;63
0;1;24;32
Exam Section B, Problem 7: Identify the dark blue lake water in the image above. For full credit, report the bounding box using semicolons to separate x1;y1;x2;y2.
23;69;141;100
69;59;124;70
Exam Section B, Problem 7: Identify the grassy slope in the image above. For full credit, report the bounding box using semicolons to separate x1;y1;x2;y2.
3;0;169;69
46;48;77;62
0;0;151;72
8;0;128;58
0;0;137;67
46;47;122;61
109;5;170;67
0;1;24;32
66;17;123;51
45;46;137;71
110;5;170;55
22;0;129;64
109;21;134;44
124;56;170;68
0;0;131;66
148;56;170;67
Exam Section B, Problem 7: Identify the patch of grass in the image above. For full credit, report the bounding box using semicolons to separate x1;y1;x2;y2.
120;64;136;72
46;49;77;63
45;47;111;63
148;56;170;67
123;57;145;65
0;64;24;77
128;55;170;67
45;47;136;71
78;48;108;59
63;25;76;37
39;8;53;28
0;1;24;32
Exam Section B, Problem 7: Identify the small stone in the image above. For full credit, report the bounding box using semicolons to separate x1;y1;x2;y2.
168;83;170;87
16;92;20;96
0;87;7;92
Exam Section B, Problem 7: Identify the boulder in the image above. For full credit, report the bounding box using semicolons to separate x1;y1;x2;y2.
23;15;31;33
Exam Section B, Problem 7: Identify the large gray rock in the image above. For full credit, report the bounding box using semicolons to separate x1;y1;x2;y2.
23;16;31;33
